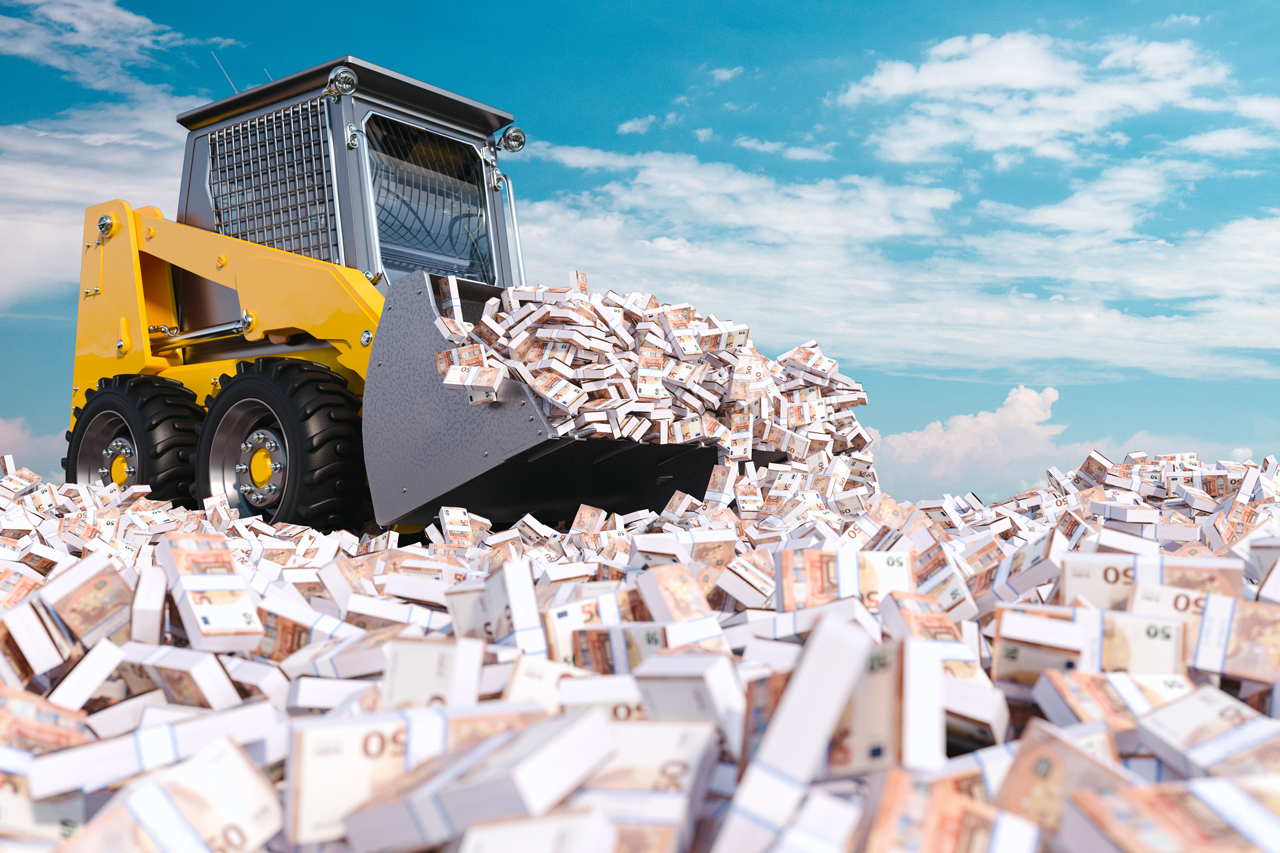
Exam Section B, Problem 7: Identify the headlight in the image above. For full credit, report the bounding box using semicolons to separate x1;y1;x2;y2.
327;66;359;97
500;126;526;153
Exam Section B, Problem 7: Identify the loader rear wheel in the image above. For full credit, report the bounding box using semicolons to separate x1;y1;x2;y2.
63;375;204;506
194;358;365;532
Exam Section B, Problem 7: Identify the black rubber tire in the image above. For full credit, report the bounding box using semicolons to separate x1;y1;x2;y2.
63;375;204;506
194;358;366;532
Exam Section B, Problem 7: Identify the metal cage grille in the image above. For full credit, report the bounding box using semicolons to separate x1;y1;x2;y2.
365;114;493;283
208;99;340;263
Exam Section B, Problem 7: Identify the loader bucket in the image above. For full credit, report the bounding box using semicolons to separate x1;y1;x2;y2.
363;271;721;528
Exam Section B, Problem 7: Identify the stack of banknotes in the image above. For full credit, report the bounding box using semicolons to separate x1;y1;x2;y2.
433;270;871;465
0;436;1275;851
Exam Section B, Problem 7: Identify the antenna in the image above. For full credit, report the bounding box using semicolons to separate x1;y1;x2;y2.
264;68;274;82
210;51;238;94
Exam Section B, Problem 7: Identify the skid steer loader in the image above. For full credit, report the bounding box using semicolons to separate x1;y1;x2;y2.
63;57;722;531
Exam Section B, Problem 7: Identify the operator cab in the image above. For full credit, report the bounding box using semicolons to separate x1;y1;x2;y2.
173;57;525;340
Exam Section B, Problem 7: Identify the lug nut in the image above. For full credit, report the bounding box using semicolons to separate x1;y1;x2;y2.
239;484;251;494
97;467;109;477
235;463;248;474
251;433;264;443
265;484;278;494
240;442;252;453
121;447;132;458
101;449;110;458
125;466;136;476
270;462;282;473
265;440;278;452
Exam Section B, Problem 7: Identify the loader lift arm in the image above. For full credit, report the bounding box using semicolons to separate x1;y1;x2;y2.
71;199;384;419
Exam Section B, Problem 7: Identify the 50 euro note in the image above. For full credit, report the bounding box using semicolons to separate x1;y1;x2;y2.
1057;554;1245;610
775;548;840;611
1135;684;1280;777
285;710;446;844
993;718;1133;835
990;604;1185;701
61;736;280;853
284;704;543;845
0;684;88;753
1130;581;1280;682
880;594;988;686
864;767;1040;853
826;640;904;778
848;550;915;611
1063;775;1280;853
1033;670;1195;753
566;719;719;847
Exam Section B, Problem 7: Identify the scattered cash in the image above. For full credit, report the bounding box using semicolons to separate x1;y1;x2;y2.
1;308;1279;850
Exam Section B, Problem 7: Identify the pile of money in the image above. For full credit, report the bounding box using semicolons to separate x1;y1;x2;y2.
0;420;1278;849
433;270;872;468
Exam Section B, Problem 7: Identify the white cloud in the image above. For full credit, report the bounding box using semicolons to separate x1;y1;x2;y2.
616;115;657;135
693;128;714;143
710;67;743;84
992;152;1023;171
1176;127;1280;155
839;32;1229;162
0;92;197;305
1161;14;1201;26
1235;96;1280;127
784;144;837;161
735;136;785;153
663;112;682;127
0;2;217;306
0;416;65;482
735;137;837;161
0;0;231;95
979;159;1209;237
871;386;1264;501
872;387;1067;499
516;141;1280;383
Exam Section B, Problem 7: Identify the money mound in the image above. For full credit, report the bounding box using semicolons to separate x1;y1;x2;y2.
0;439;1275;849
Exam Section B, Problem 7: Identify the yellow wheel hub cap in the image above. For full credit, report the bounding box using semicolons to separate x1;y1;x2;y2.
249;448;273;488
110;454;129;486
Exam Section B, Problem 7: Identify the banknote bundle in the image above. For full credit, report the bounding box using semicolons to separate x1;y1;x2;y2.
433;270;872;470
0;432;1276;850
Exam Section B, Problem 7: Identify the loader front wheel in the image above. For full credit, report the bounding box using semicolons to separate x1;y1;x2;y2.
195;358;365;532
63;375;204;506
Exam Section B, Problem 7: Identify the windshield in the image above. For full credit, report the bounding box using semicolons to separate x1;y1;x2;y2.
364;114;493;284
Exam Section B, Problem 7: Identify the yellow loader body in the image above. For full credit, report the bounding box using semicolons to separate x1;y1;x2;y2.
72;199;383;419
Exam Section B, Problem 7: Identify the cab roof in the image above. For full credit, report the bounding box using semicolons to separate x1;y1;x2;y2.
177;55;514;136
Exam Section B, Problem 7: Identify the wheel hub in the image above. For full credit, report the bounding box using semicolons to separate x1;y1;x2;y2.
234;428;286;508
99;437;137;487
75;410;138;490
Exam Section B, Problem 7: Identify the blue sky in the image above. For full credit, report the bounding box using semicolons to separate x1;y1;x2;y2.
0;0;1276;499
